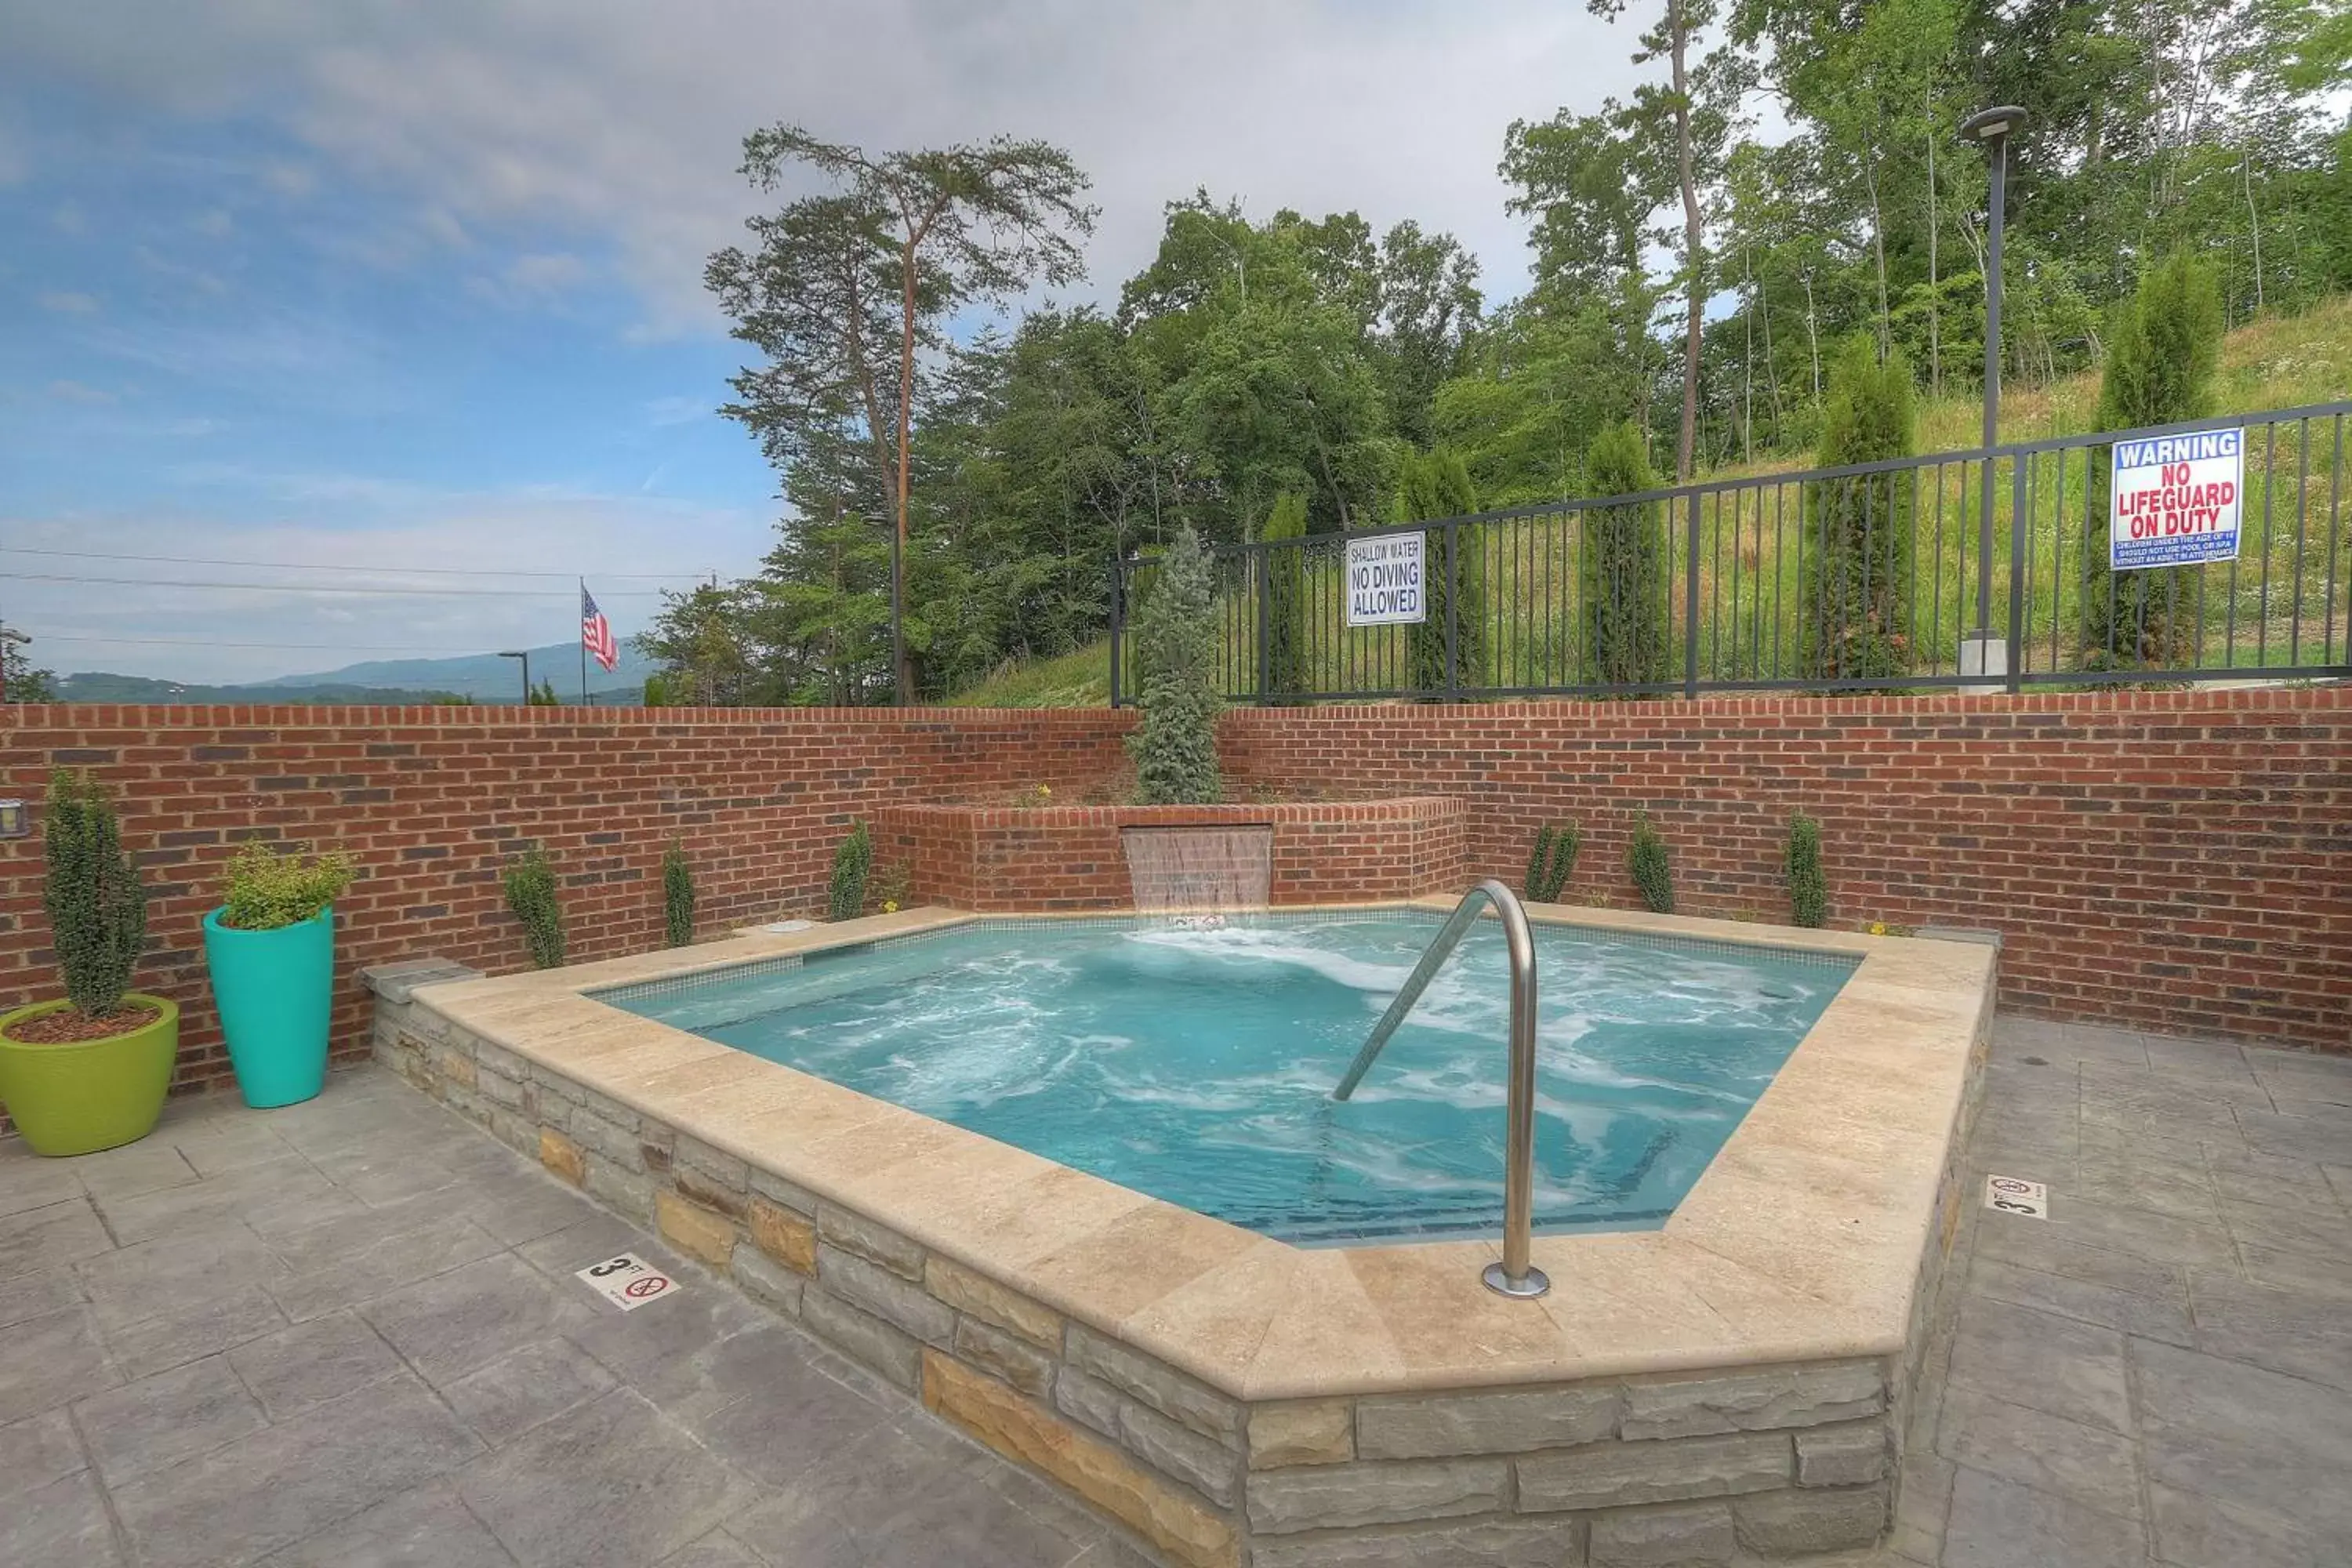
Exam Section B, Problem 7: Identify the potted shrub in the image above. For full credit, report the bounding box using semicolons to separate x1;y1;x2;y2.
0;771;176;1156
202;842;354;1109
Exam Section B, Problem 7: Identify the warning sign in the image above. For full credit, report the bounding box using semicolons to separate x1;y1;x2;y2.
1345;532;1426;626
2110;429;2242;570
575;1253;678;1311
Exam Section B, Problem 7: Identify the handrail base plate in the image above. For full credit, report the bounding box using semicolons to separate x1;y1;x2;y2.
1483;1261;1551;1299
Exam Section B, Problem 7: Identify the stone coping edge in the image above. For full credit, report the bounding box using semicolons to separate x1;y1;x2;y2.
405;902;1994;1403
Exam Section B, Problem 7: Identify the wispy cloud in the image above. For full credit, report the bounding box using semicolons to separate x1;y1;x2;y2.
641;394;707;428
40;289;100;314
46;379;115;404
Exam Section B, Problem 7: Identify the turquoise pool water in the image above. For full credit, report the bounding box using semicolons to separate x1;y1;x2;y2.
603;916;1852;1244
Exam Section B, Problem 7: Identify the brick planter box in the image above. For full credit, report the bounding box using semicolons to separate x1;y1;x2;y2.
869;797;1469;912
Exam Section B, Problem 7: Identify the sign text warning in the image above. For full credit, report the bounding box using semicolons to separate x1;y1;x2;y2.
1345;532;1426;626
2110;428;2241;570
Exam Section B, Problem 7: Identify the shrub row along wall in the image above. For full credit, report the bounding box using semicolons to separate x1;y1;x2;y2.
0;706;1129;1120
1219;686;2352;1050
2;686;2344;1133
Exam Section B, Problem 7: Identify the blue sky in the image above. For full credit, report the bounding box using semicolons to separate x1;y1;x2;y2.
0;2;1628;683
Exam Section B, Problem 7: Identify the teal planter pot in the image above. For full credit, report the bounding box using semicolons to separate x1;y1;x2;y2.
202;906;334;1109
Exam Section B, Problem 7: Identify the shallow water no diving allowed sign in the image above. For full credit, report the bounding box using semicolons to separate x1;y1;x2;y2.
1345;532;1426;626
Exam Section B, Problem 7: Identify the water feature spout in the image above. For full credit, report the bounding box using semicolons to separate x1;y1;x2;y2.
1120;826;1273;918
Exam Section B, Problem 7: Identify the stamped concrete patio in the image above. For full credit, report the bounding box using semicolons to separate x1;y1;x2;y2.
2;1014;2347;1568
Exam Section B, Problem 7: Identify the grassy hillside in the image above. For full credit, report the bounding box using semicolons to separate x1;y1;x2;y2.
949;297;2352;707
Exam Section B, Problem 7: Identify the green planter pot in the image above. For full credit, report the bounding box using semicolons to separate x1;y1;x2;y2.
204;906;335;1109
0;996;179;1156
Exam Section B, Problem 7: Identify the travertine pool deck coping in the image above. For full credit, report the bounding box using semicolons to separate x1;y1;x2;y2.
405;902;1993;1403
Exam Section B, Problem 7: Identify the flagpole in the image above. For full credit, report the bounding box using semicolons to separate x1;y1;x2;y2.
579;578;590;707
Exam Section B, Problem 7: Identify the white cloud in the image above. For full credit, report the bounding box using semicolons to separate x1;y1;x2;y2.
40;289;101;314
3;2;1642;328
466;249;590;306
641;394;706;428
46;379;116;404
194;207;234;237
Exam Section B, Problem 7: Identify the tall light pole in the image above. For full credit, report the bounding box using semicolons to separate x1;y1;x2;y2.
1958;105;2029;680
499;648;532;705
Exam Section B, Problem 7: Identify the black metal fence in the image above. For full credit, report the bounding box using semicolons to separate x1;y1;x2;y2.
1109;401;2352;706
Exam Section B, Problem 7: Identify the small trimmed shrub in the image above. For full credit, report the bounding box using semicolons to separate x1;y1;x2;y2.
1523;822;1582;903
828;821;873;921
503;844;567;969
1628;813;1675;914
1127;525;1225;804
219;842;354;931
1784;813;1827;928
42;769;147;1018
662;840;695;947
1581;422;1671;689
1261;490;1309;700
1396;451;1486;695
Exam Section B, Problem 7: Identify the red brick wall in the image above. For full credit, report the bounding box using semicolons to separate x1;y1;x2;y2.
0;706;1131;1116
871;798;1468;912
2;686;2343;1135
1220;687;2352;1050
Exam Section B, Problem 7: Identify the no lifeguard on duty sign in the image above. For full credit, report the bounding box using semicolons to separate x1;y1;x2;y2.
2110;427;2242;571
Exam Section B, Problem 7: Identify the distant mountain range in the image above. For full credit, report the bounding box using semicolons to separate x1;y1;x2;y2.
57;640;656;706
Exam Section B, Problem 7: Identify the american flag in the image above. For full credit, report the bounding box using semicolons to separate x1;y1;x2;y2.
580;584;618;672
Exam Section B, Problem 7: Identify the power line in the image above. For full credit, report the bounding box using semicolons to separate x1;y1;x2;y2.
30;634;550;654
0;545;717;581
0;570;671;599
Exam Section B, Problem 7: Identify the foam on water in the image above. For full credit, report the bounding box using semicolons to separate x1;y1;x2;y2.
616;915;1850;1243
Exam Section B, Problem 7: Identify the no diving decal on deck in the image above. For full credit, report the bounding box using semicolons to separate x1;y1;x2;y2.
2110;428;2241;570
1984;1175;2048;1220
575;1253;679;1310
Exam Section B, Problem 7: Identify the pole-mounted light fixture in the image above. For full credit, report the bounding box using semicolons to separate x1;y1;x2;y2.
1957;105;2031;685
498;649;532;704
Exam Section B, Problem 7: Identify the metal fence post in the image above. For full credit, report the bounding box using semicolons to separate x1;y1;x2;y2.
1107;554;1124;709
1255;544;1272;706
1683;492;1702;698
2007;454;2027;693
1444;521;1460;699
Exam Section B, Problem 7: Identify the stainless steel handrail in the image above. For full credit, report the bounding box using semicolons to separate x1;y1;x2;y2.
1332;880;1548;1299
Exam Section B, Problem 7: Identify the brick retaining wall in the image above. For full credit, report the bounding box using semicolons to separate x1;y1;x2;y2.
1221;687;2351;1049
2;686;2344;1133
869;797;1468;911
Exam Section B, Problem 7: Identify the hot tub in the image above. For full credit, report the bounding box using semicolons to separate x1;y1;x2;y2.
371;900;1993;1568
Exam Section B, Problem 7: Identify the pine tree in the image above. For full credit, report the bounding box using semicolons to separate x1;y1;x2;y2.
42;771;146;1018
828;821;873;920
1127;525;1225;804
2082;253;2225;670
1261;490;1310;700
1579;421;1671;688
1396;451;1486;695
1801;337;1917;680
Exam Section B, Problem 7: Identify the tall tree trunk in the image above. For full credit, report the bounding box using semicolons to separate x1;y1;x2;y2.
1671;0;1702;481
1926;89;1941;398
1865;156;1890;357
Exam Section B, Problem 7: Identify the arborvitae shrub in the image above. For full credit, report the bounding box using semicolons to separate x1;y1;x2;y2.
828;820;873;920
1127;525;1225;804
1524;822;1582;903
662;839;695;947
42;769;146;1017
1784;813;1828;928
503;844;567;969
1396;451;1486;695
1261;490;1309;700
1628;813;1675;914
1580;422;1670;689
1802;338;1918;681
2083;252;2224;670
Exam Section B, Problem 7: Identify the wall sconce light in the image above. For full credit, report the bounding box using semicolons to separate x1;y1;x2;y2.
0;800;27;839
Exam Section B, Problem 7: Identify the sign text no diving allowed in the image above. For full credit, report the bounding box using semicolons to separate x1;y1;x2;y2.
1345;532;1426;626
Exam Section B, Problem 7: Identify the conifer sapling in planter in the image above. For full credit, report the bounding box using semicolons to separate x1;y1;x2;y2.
0;771;177;1156
203;842;355;1109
